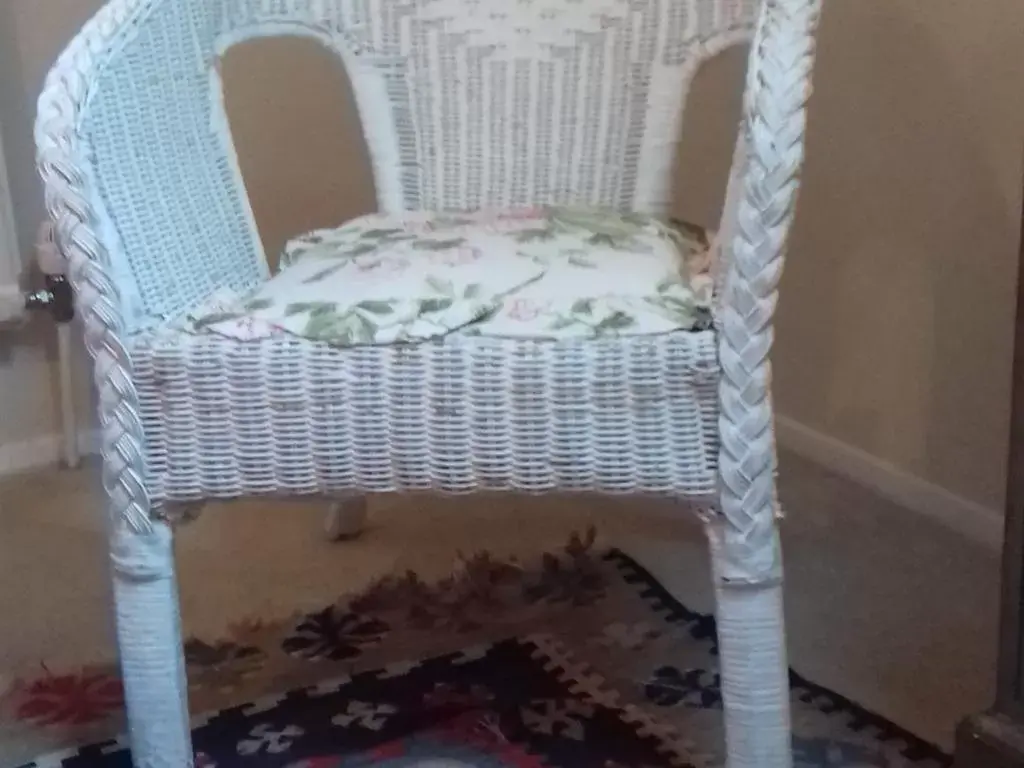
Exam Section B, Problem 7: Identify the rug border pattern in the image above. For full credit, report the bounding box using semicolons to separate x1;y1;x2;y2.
603;549;951;765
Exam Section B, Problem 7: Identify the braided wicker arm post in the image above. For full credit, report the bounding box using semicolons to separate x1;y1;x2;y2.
35;5;194;766
711;0;822;766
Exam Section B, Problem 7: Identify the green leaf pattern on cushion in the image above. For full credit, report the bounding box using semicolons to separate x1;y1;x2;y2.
193;311;245;328
413;238;467;251
425;276;456;296
419;298;455;314
301;264;345;284
475;207;715;339
190;208;715;345
357;300;397;315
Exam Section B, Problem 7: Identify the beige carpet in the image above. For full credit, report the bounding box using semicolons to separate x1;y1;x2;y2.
0;450;999;752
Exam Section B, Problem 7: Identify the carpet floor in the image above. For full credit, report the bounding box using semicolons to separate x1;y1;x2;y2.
6;534;948;768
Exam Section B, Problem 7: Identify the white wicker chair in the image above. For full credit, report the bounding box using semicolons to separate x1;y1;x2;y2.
35;0;821;765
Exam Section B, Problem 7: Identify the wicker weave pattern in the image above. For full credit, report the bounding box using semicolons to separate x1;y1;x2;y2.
76;0;758;331
135;329;720;503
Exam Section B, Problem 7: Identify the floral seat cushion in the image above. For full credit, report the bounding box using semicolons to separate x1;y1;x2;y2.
188;207;715;345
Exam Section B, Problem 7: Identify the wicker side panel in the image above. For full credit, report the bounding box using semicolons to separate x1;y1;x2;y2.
134;331;720;503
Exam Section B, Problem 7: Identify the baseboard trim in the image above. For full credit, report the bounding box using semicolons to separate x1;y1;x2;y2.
0;429;97;477
776;415;1004;550
0;286;24;324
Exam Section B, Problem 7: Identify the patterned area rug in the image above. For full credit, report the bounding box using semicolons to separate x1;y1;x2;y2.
4;533;949;767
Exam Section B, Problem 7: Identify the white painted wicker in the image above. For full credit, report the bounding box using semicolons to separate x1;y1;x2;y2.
35;0;822;765
136;331;722;502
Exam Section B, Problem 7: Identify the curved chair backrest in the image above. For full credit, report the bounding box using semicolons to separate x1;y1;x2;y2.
37;0;760;333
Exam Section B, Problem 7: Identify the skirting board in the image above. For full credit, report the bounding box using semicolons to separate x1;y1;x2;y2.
776;415;1004;550
0;429;96;477
2;419;1005;549
0;286;24;324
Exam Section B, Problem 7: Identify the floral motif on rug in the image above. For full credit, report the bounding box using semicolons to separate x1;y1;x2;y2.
4;532;950;768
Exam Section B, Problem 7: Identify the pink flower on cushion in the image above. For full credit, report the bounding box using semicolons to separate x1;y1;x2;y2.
491;208;547;235
473;207;546;234
506;299;545;322
498;206;545;221
429;246;482;266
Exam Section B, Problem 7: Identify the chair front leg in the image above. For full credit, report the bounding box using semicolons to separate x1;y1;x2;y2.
708;520;791;768
108;518;193;767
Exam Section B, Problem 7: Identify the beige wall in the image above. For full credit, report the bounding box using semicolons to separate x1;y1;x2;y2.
0;2;99;450
775;1;1024;510
0;0;1021;510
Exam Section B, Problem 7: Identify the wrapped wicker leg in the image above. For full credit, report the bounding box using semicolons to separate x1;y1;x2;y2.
709;522;791;768
108;522;193;766
709;2;823;766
